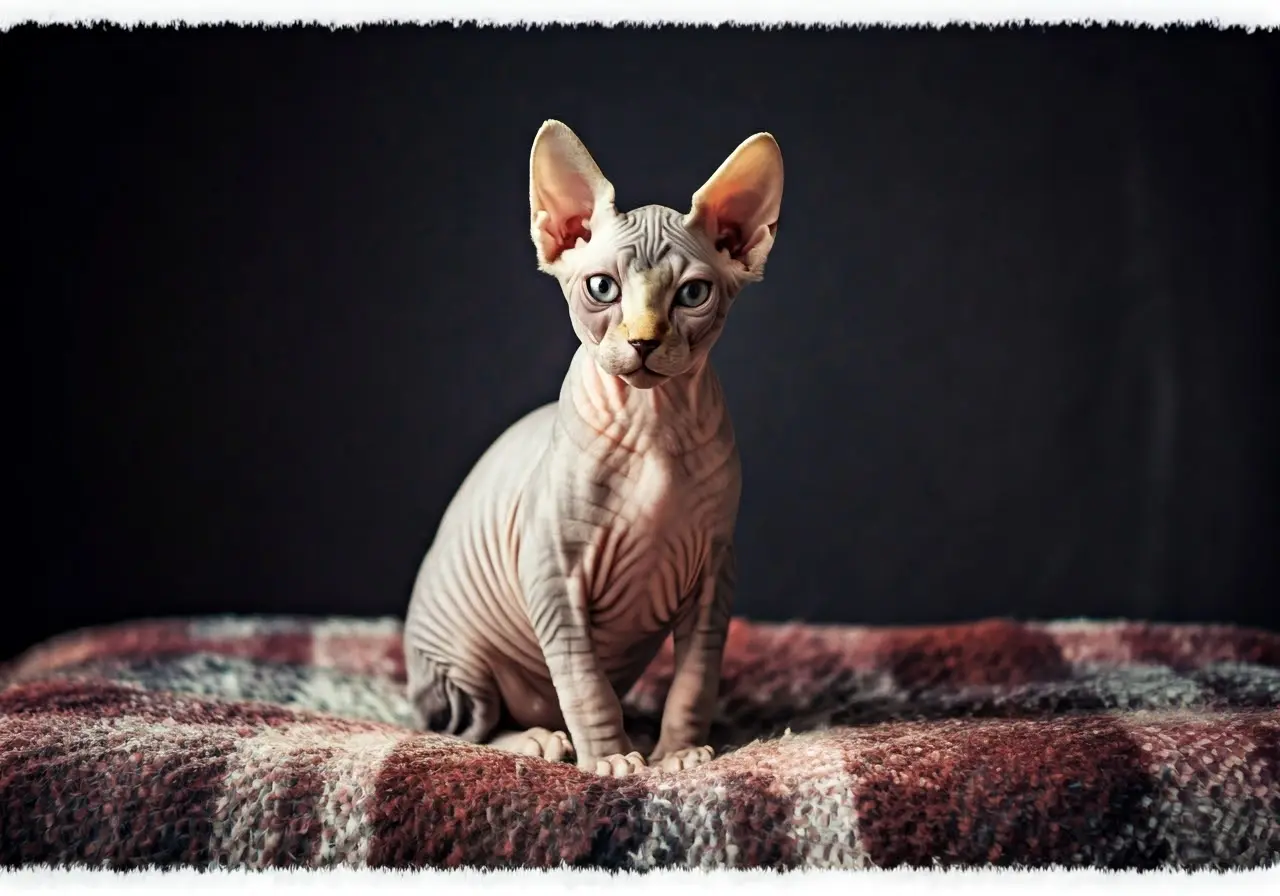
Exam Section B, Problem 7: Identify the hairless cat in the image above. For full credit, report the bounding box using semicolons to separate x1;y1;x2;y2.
404;120;784;776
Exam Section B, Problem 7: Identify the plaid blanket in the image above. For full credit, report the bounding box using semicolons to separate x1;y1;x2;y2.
1;615;1276;870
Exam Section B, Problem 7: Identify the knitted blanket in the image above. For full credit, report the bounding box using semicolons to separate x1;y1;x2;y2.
1;615;1277;871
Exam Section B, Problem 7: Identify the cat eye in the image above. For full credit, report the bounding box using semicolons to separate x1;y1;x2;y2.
674;280;712;308
585;274;621;304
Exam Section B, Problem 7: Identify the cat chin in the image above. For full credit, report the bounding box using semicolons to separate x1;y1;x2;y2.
616;368;669;390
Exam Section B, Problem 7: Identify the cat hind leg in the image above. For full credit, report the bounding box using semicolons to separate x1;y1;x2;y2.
406;648;499;744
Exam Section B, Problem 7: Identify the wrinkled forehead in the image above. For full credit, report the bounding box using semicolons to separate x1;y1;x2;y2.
595;205;720;275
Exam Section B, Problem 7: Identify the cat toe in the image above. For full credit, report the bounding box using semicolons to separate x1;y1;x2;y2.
595;751;648;777
521;727;575;762
490;727;576;763
654;745;716;773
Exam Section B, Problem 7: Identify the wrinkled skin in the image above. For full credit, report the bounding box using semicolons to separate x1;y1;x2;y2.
404;120;783;775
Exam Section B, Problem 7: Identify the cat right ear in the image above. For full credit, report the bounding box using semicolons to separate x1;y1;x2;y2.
529;120;617;268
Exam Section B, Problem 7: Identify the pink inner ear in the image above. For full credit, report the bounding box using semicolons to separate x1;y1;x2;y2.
708;187;770;261
559;215;591;253
714;224;744;257
537;210;593;264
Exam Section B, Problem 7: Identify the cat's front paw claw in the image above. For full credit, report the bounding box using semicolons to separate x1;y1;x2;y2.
594;751;648;777
650;744;716;773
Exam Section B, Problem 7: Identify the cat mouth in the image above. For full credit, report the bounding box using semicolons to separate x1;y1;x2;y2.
619;367;669;389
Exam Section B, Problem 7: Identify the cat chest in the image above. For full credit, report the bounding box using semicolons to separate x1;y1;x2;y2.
562;450;735;627
581;524;709;641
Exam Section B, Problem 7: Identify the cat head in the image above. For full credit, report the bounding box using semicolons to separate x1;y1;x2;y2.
529;120;784;389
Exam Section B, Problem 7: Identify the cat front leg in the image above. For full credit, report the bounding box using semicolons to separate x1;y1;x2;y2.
649;543;735;772
524;566;645;775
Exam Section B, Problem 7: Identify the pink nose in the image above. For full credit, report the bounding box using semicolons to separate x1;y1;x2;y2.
628;339;660;359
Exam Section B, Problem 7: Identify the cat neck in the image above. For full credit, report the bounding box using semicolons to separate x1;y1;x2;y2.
558;346;731;457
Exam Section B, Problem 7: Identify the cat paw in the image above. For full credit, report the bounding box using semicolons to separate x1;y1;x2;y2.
650;744;716;773
594;751;649;777
491;727;575;763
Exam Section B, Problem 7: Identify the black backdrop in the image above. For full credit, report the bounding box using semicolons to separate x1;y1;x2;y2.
9;26;1278;663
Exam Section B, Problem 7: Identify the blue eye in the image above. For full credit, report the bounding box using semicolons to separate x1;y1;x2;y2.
586;274;621;304
674;280;712;308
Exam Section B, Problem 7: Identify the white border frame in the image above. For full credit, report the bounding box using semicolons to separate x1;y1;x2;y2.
1;7;1275;891
1;2;1279;29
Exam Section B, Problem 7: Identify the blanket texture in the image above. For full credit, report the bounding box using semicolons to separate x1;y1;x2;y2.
1;615;1277;871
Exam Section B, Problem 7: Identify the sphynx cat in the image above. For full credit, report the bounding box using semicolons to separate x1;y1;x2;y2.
404;120;784;776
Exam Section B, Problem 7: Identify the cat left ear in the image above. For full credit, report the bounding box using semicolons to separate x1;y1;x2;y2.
685;133;784;276
529;120;617;268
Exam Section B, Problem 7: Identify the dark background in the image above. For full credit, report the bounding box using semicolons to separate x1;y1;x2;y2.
8;26;1278;663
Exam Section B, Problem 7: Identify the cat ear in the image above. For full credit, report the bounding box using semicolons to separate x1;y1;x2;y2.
685;133;784;275
529;120;617;267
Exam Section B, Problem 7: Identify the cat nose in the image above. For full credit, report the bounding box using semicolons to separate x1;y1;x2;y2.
628;339;661;359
